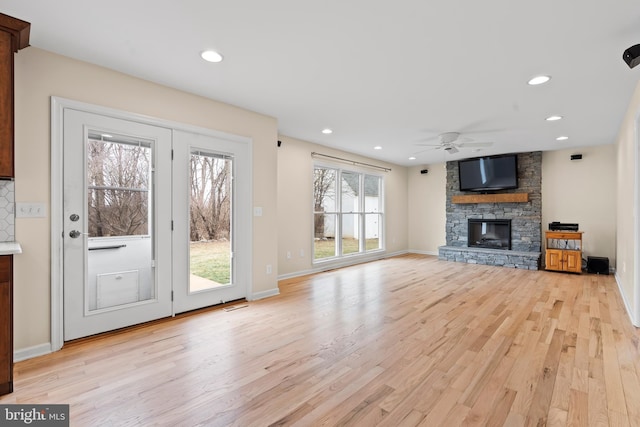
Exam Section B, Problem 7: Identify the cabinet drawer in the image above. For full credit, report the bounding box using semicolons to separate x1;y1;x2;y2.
545;232;582;240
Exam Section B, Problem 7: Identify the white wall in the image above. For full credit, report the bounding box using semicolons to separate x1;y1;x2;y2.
13;47;279;351
542;146;617;266
407;164;446;254
615;80;640;326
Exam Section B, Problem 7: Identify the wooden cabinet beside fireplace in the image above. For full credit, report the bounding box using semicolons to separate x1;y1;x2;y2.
545;231;582;274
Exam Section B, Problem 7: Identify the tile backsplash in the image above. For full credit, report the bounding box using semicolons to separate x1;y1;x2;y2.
0;181;15;242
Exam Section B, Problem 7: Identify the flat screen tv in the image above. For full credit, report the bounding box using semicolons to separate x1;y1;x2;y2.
458;154;518;192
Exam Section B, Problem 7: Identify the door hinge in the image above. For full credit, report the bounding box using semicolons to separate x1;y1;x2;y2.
171;291;174;301
171;149;174;160
151;260;156;268
171;220;174;231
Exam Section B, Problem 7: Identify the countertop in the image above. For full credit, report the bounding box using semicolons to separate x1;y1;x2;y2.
0;242;21;255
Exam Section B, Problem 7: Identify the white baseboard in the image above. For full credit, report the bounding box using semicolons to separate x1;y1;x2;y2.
249;288;280;301
14;343;52;362
408;249;439;256
615;272;639;327
277;250;409;281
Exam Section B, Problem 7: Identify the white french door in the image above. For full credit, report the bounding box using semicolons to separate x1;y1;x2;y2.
60;103;251;341
171;130;250;314
63;109;172;340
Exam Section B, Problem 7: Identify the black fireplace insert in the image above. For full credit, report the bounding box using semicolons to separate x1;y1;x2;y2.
468;219;512;250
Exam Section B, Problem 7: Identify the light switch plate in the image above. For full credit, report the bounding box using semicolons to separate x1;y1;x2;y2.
16;202;46;218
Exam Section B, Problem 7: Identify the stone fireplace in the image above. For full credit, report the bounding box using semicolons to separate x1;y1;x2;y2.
468;219;511;250
438;152;542;270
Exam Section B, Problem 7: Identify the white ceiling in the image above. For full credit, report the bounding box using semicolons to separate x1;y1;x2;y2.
3;1;640;166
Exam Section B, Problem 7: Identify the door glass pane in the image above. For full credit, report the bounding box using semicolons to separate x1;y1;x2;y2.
189;151;232;292
86;132;154;312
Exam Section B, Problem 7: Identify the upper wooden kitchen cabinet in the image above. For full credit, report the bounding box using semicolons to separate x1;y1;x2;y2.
0;13;30;178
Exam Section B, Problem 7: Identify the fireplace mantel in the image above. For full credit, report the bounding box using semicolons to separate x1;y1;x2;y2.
451;193;529;204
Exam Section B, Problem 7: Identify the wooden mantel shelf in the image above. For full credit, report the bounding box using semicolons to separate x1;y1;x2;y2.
451;193;529;204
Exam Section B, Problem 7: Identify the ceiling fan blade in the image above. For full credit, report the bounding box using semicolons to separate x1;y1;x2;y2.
413;144;442;147
457;142;493;148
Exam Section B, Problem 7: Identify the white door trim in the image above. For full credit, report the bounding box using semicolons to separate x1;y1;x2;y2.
50;96;253;351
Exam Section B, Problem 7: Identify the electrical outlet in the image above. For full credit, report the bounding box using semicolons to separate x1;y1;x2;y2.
16;202;46;218
286;251;291;259
300;249;304;257
266;264;272;274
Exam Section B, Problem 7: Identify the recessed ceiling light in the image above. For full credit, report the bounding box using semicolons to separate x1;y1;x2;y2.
201;50;224;63
321;128;333;134
528;75;551;85
374;146;382;150
556;136;569;141
546;115;563;121
408;156;416;160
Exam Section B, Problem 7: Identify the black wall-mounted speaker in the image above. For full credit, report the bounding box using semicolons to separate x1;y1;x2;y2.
277;140;282;147
587;256;609;275
420;169;428;175
624;44;640;69
570;154;582;160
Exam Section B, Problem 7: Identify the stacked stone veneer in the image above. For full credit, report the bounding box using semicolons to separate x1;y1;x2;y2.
438;151;542;270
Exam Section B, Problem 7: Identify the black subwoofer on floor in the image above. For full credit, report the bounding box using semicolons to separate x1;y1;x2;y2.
587;256;609;275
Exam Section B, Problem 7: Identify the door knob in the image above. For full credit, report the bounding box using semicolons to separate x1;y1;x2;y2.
69;230;82;238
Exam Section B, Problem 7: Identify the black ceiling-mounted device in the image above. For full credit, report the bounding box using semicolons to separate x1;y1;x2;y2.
623;44;640;69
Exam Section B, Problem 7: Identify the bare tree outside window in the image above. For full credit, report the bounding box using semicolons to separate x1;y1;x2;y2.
313;167;336;238
189;153;232;287
87;138;151;237
190;154;231;241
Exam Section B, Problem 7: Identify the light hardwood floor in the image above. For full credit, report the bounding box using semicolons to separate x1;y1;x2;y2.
2;254;639;426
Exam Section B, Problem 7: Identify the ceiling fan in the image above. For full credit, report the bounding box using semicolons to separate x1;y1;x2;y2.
416;132;493;154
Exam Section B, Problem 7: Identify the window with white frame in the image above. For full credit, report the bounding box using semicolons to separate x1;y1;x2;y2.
313;165;383;261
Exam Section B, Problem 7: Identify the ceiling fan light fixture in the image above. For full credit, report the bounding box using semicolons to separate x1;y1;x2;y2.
528;75;551;85
444;146;459;154
201;50;224;63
